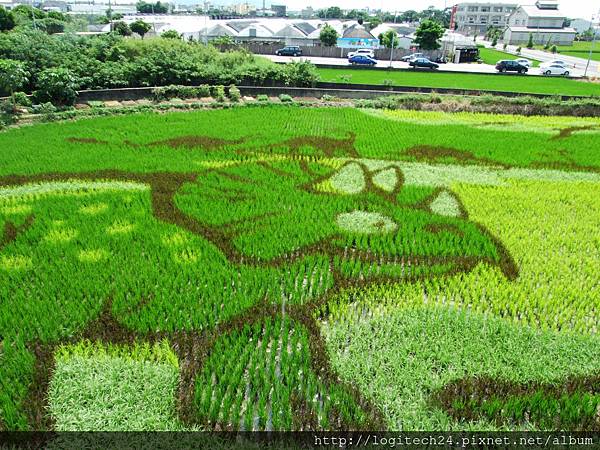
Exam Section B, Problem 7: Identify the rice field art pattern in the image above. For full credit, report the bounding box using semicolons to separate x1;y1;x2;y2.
1;106;600;432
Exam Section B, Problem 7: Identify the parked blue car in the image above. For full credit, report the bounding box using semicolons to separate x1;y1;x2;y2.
348;54;377;66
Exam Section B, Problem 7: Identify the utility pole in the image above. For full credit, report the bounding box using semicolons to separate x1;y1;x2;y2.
584;11;599;77
389;9;397;68
204;1;208;44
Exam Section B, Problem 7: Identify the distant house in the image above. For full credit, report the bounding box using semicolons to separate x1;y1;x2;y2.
370;23;416;49
503;0;576;45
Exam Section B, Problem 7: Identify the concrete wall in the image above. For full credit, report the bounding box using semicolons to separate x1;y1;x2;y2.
504;29;575;45
75;80;586;104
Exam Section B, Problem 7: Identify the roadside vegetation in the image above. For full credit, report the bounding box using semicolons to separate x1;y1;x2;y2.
1;106;599;432
0;30;318;106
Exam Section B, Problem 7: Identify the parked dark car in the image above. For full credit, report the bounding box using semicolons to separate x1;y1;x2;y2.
348;54;377;66
409;58;439;69
495;60;528;74
275;46;302;56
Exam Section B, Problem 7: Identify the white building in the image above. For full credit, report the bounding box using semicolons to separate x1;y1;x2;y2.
450;2;517;34
570;18;600;37
370;23;416;49
503;0;576;45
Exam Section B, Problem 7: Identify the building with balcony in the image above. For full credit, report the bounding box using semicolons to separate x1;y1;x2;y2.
450;2;517;34
503;0;576;45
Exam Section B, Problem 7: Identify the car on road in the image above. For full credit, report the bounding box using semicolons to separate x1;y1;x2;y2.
348;48;375;59
546;59;575;68
409;57;439;69
348;54;377;66
540;63;570;76
514;58;532;68
401;52;424;62
495;60;528;74
275;46;302;57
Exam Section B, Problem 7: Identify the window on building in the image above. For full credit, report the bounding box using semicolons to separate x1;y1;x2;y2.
494;6;503;12
480;16;488;23
467;6;478;12
481;7;490;12
492;15;501;24
468;16;476;23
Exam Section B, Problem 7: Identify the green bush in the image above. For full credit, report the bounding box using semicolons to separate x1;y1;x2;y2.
12;91;31;107
256;94;269;102
31;101;57;115
228;84;241;102
211;85;226;102
33;68;79;106
278;94;293;103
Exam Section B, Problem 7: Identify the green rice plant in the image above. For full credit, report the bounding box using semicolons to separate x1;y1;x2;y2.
1;106;600;432
48;340;182;431
194;317;367;430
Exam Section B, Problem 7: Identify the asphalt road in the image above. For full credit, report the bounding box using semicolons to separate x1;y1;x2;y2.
263;54;585;78
479;39;595;77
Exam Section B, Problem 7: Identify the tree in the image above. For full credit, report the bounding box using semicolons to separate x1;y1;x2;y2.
136;1;168;14
0;59;28;112
0;6;16;32
161;29;181;39
37;18;66;34
34;67;79;106
378;30;399;49
317;7;342;19
319;24;338;46
113;21;132;36
526;33;534;49
130;19;151;39
366;16;381;31
413;19;445;50
400;10;419;23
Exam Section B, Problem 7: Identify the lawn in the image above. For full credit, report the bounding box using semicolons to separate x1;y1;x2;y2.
317;67;600;96
536;41;600;62
1;106;600;433
478;47;541;67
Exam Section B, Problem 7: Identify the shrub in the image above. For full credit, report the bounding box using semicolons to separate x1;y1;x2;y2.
321;94;335;101
211;85;226;102
551;45;558;54
491;37;498;47
382;79;393;87
526;33;534;49
12;91;31;107
34;68;79;106
31;102;57;115
256;94;269;102
197;85;210;97
278;94;293;103
503;43;508;51
228;84;241;102
516;46;522;54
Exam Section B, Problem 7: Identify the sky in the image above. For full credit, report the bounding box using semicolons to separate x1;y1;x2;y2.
278;0;599;20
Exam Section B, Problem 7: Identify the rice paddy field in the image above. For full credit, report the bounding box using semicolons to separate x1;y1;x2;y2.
1;105;600;433
317;67;600;96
